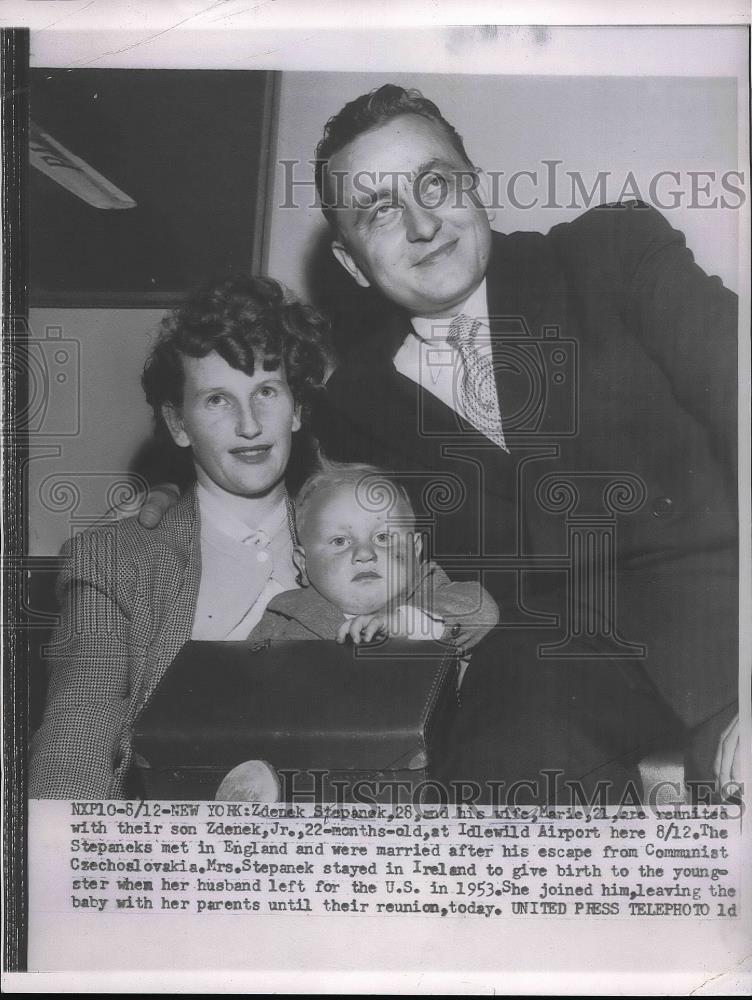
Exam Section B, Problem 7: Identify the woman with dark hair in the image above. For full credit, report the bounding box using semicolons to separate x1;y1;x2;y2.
29;274;332;798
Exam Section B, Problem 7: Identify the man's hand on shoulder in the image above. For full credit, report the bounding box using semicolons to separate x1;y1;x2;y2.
137;483;181;528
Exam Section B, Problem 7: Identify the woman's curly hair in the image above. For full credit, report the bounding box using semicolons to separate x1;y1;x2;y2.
142;273;332;435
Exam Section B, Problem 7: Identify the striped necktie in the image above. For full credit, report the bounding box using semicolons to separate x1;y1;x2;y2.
447;313;508;452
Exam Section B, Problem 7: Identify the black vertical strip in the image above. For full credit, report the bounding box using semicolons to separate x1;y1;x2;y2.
252;70;282;277
2;27;30;973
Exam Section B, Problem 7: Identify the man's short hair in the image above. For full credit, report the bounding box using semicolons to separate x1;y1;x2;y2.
314;84;474;229
295;459;417;543
142;273;331;433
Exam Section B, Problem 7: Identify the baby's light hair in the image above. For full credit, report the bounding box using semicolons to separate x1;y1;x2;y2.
294;459;416;543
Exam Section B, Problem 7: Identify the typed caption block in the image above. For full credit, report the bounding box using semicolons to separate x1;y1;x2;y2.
51;801;743;920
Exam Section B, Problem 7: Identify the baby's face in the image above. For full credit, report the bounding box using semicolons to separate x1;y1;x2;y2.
296;481;421;615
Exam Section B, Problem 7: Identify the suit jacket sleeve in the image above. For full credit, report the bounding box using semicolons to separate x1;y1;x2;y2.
412;561;499;650
28;531;135;799
579;202;737;477
563;203;738;775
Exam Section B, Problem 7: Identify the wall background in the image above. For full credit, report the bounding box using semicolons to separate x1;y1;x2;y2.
28;71;741;554
27;308;163;554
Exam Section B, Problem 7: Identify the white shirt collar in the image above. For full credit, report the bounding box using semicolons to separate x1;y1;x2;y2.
410;278;489;344
197;483;287;545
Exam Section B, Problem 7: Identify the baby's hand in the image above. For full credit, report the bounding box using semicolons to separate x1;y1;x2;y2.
336;607;439;645
336;613;390;645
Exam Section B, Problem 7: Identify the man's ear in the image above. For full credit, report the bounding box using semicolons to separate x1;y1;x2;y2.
292;404;302;434
331;240;371;289
292;546;309;587
161;403;191;448
475;167;496;224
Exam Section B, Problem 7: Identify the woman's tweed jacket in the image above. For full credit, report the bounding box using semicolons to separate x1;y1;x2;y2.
29;490;202;799
29;487;498;798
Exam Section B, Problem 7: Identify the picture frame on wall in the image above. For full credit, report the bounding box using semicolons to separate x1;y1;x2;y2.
29;68;279;308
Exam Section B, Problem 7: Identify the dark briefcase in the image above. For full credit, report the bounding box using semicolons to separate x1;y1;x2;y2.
131;638;460;801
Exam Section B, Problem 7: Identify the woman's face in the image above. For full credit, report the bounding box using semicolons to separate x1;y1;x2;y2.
162;351;301;499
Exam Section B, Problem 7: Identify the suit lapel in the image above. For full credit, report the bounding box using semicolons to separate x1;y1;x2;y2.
485;229;574;441
132;488;201;715
487;231;542;434
381;363;506;475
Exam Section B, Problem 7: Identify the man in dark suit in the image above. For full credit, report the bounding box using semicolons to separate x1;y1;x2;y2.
309;84;739;801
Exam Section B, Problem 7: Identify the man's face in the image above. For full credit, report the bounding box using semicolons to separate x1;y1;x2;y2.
328;113;493;318
163;351;300;499
295;481;421;615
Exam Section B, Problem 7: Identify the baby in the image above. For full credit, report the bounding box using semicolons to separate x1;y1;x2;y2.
249;462;499;647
